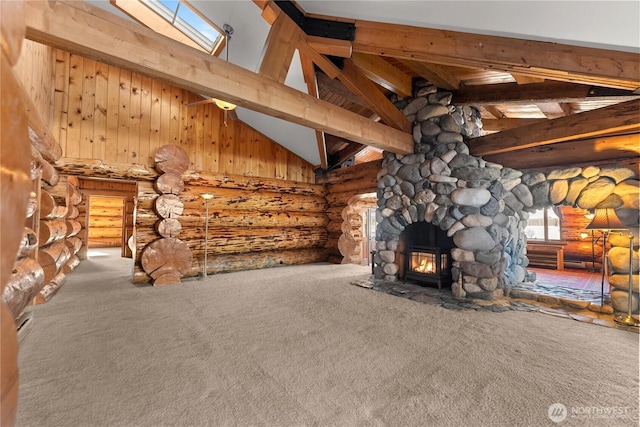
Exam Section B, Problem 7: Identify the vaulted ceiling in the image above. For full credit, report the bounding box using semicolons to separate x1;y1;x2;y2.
30;1;640;174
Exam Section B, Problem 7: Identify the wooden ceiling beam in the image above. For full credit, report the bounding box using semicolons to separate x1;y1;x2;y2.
512;73;545;85
258;13;304;83
483;106;505;120
297;39;341;79
351;52;412;97
398;59;460;90
481;118;547;132
299;53;328;169
483;133;640;171
338;59;412;133
315;72;367;108
453;81;639;106
25;1;412;155
470;98;640;156
306;35;352;58
353;20;640;91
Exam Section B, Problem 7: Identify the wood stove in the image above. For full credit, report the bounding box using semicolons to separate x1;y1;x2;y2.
405;246;451;289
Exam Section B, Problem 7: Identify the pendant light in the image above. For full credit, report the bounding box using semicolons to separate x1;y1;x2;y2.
215;24;236;121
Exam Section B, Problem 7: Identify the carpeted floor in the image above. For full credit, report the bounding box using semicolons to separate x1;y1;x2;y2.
15;249;639;426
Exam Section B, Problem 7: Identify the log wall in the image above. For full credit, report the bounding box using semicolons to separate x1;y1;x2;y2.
133;171;329;282
87;196;124;248
316;160;381;263
51;50;315;182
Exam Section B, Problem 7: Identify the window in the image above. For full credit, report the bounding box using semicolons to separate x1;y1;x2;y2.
525;207;561;241
113;0;225;55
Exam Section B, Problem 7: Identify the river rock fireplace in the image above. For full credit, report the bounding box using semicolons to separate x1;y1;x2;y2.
373;78;638;306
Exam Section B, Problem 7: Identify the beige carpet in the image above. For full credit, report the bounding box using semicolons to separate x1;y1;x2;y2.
16;249;639;426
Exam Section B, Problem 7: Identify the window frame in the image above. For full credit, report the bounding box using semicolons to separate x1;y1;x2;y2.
525;207;562;241
112;0;226;56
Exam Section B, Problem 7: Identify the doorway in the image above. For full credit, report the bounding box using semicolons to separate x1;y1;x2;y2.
77;178;136;260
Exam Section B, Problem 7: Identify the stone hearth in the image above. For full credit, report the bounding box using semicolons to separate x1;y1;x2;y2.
373;79;639;308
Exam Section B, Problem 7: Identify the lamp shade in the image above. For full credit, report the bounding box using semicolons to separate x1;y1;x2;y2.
200;193;214;200
214;99;236;111
585;208;626;230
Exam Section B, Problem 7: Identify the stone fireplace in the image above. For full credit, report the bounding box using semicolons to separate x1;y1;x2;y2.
373;79;639;305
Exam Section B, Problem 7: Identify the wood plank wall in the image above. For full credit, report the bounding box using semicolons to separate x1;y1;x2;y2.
317;160;381;263
13;40;55;127
51;50;315;182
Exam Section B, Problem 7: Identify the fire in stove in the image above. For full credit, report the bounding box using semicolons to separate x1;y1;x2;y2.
405;246;451;289
415;258;435;273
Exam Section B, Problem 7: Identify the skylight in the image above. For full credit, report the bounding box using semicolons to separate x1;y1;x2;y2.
136;0;224;54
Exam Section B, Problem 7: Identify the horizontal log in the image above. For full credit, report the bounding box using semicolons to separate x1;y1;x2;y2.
62;254;80;274
156;218;182;238
338;233;357;257
66;219;81;237
166;187;328;213
155;145;190;175
54;158;158;181
141;209;329;229
2;257;45;318
26;191;38;218
326;190;366;207
89;197;125;208
316;160;382;185
88;238;120;248
40;190;67;219
183;171;327;197
31;146;58;186
141;237;192;280
68;184;82;205
18;228;38;259
136;226;328;257
154;172;184;195
154;194;184;219
65;236;82;254
67;205;79;219
88;228;122;239
133;248;329;282
327;178;377;196
87;216;122;227
38;241;71;282
32;270;66;305
39;218;68;246
153;272;181;286
327;254;343;264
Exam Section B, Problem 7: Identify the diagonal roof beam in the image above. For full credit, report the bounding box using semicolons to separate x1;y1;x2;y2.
299;53;328;169
351;52;412;97
353;20;640;91
398;59;460;90
25;1;412;155
470;98;640;156
258;12;303;83
338;59;412;133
